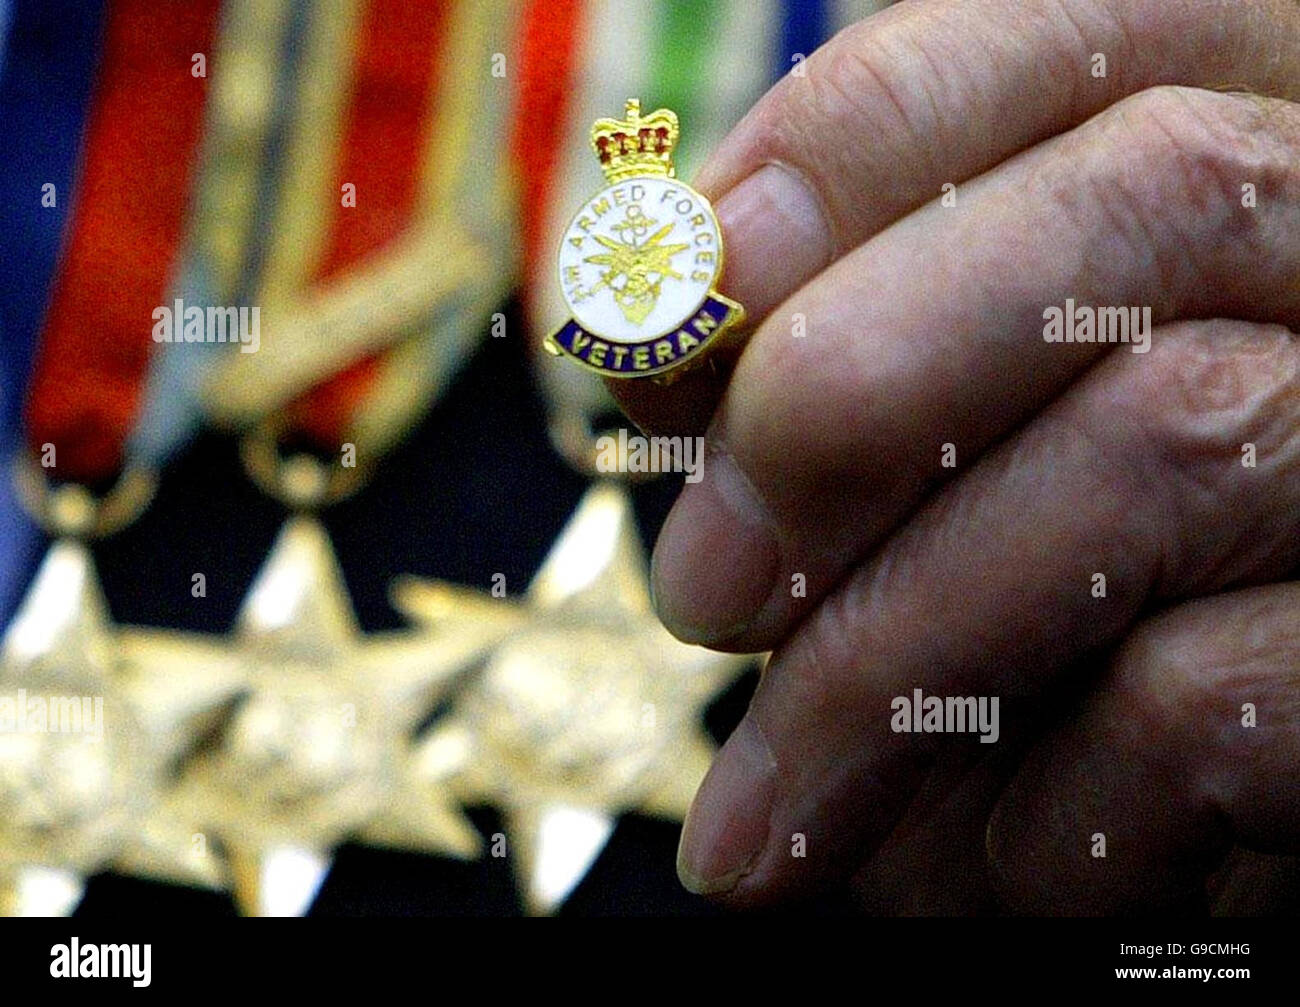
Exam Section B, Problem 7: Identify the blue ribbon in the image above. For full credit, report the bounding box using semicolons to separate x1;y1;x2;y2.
0;0;107;623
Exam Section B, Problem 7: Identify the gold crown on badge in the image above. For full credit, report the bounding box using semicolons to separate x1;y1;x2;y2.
590;99;680;182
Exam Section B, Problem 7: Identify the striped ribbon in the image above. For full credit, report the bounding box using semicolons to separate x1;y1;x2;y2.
21;0;222;484
0;0;220;628
129;0;317;466
0;0;109;621
195;0;520;457
281;0;454;450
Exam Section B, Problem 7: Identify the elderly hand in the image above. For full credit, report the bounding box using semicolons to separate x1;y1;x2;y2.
609;0;1300;912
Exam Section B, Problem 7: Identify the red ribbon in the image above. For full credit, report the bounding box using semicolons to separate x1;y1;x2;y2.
24;0;221;484
513;0;584;293
287;0;452;451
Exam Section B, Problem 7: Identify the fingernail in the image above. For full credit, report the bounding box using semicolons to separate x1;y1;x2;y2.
713;162;832;321
677;717;777;895
651;448;778;645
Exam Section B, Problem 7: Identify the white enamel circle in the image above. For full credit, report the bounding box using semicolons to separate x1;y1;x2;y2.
557;176;723;344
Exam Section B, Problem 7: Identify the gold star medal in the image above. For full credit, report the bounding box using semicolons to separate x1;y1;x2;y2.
545;100;745;382
173;447;517;917
395;483;754;915
0;473;241;916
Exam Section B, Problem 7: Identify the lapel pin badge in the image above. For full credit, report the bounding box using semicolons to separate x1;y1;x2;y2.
545;99;745;382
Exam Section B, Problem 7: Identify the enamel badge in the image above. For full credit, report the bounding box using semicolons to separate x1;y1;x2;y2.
546;99;745;380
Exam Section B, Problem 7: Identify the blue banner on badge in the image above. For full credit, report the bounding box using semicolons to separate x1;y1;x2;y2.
548;292;742;378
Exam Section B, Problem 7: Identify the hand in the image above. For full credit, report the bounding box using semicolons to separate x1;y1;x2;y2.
611;0;1300;910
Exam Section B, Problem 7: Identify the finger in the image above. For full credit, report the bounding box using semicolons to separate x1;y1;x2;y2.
676;318;1300;904
608;350;735;438
850;652;1114;914
988;582;1300;915
610;0;1300;431
848;738;1021;915
651;86;1300;650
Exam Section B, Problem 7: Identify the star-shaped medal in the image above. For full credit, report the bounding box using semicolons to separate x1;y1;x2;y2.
394;482;756;915
0;538;241;916
174;512;519;916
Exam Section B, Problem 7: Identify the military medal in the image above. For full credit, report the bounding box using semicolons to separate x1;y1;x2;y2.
171;441;515;917
1;471;240;916
388;102;762;915
168;0;524;912
1;0;525;918
546;100;745;381
0;3;244;916
395;482;755;915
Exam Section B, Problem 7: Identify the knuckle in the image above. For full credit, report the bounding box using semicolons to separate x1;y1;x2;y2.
1115;320;1300;589
807;28;935;146
1110;591;1300;796
1127;321;1300;466
1111;86;1299;251
1038;87;1300;304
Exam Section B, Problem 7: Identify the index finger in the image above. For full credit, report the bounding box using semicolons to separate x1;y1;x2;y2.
607;0;1300;432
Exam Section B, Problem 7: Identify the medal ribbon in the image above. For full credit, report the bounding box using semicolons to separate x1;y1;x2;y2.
20;0;222;486
780;0;828;81
0;0;107;438
282;0;451;451
0;0;109;619
128;0;314;467
198;0;519;458
513;0;584;290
